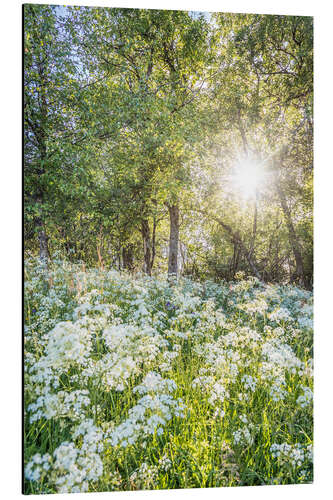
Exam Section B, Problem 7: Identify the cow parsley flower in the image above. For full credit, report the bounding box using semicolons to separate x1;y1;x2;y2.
297;386;313;408
233;426;254;446
270;442;313;468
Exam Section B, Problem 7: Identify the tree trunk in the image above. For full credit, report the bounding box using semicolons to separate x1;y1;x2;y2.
187;207;262;280
167;204;179;278
122;244;134;271
36;217;49;264
249;191;258;259
141;219;152;275
276;183;305;286
232;242;240;278
150;216;157;271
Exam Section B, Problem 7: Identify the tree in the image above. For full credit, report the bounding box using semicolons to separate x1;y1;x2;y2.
24;4;87;263
24;7;313;287
208;13;313;285
65;7;217;277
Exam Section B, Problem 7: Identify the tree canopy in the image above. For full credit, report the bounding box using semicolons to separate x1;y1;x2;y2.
24;5;313;288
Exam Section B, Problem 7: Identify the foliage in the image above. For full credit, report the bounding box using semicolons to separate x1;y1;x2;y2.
24;6;313;286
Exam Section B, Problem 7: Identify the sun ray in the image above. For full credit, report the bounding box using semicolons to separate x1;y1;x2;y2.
230;158;267;199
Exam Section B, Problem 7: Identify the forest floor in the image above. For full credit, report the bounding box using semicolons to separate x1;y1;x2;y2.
24;258;313;494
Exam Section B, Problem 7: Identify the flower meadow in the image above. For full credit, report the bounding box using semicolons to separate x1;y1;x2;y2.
24;259;313;494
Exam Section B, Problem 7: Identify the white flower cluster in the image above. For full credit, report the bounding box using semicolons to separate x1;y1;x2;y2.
73;301;113;320
159;454;172;471
84;352;138;392
43;321;92;369
239;414;248;424
73;419;104;453
269;380;287;402
159;345;181;372
268;307;292;323
82;323;168;392
195;341;240;379
261;340;303;375
258;285;281;303
241;375;257;392
130;462;158;489
28;389;91;423
192;375;229;407
237;298;268;316
52;440;103;493
233;426;254;447
192;376;215;389
133;372;177;395
25;419;105;493
25;453;51;481
171;292;202;313
208;381;229;405
296;386;313;408
108;374;185;447
213;408;225;418
270;443;313;468
297;315;313;330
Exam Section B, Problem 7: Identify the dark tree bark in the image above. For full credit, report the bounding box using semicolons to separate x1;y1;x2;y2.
167;204;179;278
276;182;305;286
122;244;134;271
141;219;152;275
150;216;157;271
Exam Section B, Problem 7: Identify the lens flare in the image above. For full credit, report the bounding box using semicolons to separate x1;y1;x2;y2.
231;159;267;199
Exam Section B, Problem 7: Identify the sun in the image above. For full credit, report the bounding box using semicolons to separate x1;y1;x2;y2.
230;159;267;200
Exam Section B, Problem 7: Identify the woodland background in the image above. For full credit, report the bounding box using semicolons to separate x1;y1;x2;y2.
24;4;313;286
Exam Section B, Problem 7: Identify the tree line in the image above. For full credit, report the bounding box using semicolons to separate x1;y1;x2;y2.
24;5;313;287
